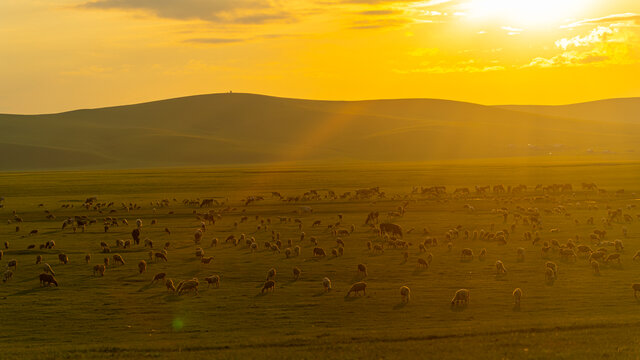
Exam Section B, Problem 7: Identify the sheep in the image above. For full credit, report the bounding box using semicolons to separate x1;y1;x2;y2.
113;254;125;266
267;268;277;280
195;247;204;258
2;270;13;283
39;273;58;287
7;259;17;270
285;248;292;258
194;229;203;244
293;267;301;280
322;277;332;292
615;240;624;253
178;279;199;295
545;261;558;275
372;244;384;254
58;254;69;265
495;260;507;275
43;263;54;275
516;248;525;262
144;238;153;248
201;256;214;264
165;278;176;292
262;280;276;293
513;288;522;306
591;260;600;275
155;252;168;262
313;247;326;257
605;253;621;264
478;248;486;261
357;263;368;277
85;254;91;264
36;255;43;264
560;248;577;263
336;238;345;248
545;267;556;282
4;241;8;249
205;275;220;288
104;257;109;267
210;238;218;248
400;286;411;303
460;248;474;261
633;283;640;299
294;245;301;256
426;253;433;265
138;260;147;274
151;272;166;283
417;258;429;269
331;248;338;257
93;264;106;276
634;251;640;261
347;282;367;296
451;289;470;307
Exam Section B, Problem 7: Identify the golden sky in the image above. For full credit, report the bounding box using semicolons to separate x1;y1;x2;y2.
1;0;639;113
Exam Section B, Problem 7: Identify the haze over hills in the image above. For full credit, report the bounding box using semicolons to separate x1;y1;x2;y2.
0;93;638;171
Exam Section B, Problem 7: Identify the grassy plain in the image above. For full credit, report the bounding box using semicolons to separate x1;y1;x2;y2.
0;159;639;359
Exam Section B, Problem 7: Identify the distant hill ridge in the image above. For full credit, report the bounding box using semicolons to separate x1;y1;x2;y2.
0;93;638;170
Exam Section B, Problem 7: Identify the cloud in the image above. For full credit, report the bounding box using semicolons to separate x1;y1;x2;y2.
394;59;504;74
79;0;294;24
555;26;615;50
348;16;415;30
183;38;246;45
562;13;640;28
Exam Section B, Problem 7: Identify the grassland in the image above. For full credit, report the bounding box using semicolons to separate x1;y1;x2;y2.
0;160;639;359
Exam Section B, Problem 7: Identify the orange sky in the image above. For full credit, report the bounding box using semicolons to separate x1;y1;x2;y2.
1;0;639;113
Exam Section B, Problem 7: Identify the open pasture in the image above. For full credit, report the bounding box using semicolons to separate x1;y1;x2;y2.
1;160;640;359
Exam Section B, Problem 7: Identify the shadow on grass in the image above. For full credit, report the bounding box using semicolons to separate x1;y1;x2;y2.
393;302;407;310
412;268;427;276
450;304;468;312
512;304;521;312
312;290;328;297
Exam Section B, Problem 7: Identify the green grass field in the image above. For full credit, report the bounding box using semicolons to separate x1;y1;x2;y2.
1;160;639;359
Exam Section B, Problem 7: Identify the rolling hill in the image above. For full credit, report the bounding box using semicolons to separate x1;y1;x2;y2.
0;93;638;170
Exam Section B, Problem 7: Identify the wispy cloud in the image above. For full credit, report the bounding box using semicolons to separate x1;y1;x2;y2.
562;13;640;28
79;0;295;24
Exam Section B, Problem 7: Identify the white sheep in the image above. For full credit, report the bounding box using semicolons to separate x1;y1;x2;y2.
495;260;507;275
400;286;411;303
451;289;470;307
513;288;522;306
322;277;332;292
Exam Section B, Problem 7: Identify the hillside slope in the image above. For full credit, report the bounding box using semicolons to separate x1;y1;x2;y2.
0;93;638;170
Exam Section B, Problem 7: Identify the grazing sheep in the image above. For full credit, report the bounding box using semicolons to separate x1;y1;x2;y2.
294;245;301;256
379;223;403;238
155;252;168;262
615;240;624;252
144;238;153;248
357;263;368;277
460;248;474;261
43;263;54;275
313;247;326;257
347;282;367;297
285;248;292;258
293;267;301;280
633;251;640;261
195;248;204;258
262;280;276;293
400;286;411;303
152;272;166;283
39;273;58;287
605;253;621;264
2;270;13;283
138;260;147;274
451;289;470;307
513;288;522;306
210;238;218;248
516;248;525;262
104;257;109;267
7;259;17;270
591;260;600;275
560;248;577;263
36;255;43;264
194;229;203;244
633;283;640;299
331;248;338;257
545;267;556;282
322;277;332;292
545;261;558;276
58;254;69;265
201;256;214;264
478;248;486;261
165;279;176;292
267;268;277;280
85;254;91;264
113;254;125;266
417;258;429;269
178;279;199;295
372;244;384;254
495;260;507;275
205;275;220;288
93;264;106;276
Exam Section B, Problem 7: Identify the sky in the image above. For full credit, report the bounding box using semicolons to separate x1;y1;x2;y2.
1;0;639;114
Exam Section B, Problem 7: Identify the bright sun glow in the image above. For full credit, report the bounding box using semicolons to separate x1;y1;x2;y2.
462;0;592;27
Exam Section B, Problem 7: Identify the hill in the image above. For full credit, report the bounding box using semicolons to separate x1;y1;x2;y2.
0;93;638;170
